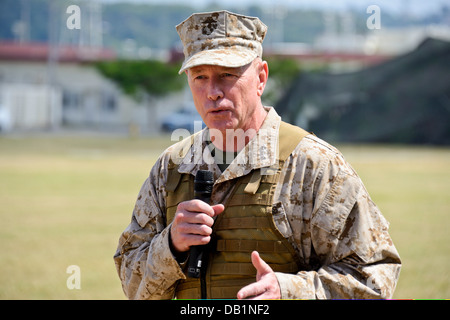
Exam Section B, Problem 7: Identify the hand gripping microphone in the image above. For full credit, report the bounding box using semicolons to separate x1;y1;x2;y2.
187;170;215;278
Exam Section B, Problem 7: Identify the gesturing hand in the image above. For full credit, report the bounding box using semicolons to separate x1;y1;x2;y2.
170;200;224;254
237;251;281;300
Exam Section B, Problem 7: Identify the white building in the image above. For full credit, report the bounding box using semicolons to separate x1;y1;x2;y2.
0;42;185;134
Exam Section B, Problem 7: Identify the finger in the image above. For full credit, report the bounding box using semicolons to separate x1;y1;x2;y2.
188;222;213;236
186;204;223;226
171;220;213;246
174;233;212;251
251;251;273;279
173;210;214;228
212;204;225;217
189;212;215;227
186;204;223;227
178;200;215;217
170;226;209;253
237;281;267;300
175;213;213;234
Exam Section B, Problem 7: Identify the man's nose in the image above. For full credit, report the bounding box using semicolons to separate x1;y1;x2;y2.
207;80;224;101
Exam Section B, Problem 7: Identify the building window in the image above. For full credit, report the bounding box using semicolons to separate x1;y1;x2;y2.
62;90;80;109
102;92;117;111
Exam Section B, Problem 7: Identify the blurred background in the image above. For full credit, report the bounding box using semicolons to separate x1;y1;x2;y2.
0;0;449;299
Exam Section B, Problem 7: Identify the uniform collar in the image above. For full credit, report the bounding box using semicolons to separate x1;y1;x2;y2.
177;106;281;184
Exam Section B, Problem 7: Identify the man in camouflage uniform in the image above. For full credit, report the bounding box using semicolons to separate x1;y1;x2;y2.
114;10;401;299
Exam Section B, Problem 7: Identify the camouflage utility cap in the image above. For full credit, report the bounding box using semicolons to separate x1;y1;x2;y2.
176;10;267;74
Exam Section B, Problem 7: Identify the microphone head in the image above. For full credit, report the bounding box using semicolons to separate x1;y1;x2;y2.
194;170;214;202
195;170;214;183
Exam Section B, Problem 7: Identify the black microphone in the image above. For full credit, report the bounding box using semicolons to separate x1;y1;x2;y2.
187;170;214;278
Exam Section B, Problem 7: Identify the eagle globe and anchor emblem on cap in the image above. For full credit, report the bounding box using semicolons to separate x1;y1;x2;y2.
201;12;219;35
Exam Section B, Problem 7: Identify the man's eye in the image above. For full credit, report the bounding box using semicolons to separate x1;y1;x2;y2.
195;75;206;80
222;73;235;78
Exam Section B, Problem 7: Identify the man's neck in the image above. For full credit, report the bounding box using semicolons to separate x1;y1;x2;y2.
210;105;268;152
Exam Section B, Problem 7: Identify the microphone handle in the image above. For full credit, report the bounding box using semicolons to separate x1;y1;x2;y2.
187;245;204;278
187;194;211;278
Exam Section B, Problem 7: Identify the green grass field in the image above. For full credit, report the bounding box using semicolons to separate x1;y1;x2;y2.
0;135;448;299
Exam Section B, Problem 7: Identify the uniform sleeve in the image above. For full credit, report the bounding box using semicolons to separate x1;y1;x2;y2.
113;158;186;300
276;148;401;299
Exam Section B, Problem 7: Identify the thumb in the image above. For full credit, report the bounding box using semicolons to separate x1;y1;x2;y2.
251;251;273;281
212;204;225;217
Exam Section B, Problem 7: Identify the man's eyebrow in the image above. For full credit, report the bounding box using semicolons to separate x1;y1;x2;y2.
189;65;246;77
189;68;206;76
221;67;244;74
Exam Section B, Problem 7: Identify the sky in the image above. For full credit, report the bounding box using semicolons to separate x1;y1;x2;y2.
99;0;449;17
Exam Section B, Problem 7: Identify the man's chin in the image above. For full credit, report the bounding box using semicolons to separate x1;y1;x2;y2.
206;120;237;133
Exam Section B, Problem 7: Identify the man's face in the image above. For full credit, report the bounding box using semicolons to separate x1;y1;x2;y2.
186;59;267;136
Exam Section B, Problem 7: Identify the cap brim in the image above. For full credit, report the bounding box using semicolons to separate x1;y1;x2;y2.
178;48;258;74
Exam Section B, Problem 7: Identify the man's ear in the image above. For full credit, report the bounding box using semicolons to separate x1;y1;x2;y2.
256;60;269;97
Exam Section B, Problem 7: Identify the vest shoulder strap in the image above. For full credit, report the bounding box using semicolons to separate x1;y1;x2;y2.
166;132;201;192
278;121;310;162
243;121;309;194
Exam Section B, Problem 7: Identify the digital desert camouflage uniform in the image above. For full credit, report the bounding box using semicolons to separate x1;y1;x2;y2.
114;107;402;299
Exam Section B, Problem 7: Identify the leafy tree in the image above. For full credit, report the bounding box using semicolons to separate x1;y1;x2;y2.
94;60;184;99
263;58;302;105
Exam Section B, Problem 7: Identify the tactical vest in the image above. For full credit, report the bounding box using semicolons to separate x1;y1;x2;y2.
165;121;310;299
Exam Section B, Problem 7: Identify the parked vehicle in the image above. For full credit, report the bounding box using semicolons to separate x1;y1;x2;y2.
161;106;205;133
0;105;12;133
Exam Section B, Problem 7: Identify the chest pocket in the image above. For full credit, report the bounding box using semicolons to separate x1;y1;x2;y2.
165;169;193;227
